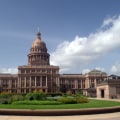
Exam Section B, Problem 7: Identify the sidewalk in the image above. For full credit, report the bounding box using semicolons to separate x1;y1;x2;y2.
89;97;120;102
0;112;120;120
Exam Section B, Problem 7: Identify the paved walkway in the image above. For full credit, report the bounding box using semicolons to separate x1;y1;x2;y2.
89;98;120;102
0;112;120;120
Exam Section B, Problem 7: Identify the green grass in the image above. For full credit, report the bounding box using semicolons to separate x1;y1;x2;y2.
12;100;62;105
0;99;119;110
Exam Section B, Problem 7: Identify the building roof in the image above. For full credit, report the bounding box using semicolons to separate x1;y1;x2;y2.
0;73;17;77
31;32;47;49
86;69;107;76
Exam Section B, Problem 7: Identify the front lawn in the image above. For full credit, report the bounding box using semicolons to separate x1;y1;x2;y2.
0;99;119;110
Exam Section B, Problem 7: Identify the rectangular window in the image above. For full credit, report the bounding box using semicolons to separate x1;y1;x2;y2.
42;76;46;86
36;76;40;86
78;80;81;88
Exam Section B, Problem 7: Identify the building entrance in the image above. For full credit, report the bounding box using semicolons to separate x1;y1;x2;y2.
101;89;105;98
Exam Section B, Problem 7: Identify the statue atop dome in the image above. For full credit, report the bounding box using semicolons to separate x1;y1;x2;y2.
36;32;41;39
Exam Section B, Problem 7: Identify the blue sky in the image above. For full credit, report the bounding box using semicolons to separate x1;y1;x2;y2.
0;0;120;75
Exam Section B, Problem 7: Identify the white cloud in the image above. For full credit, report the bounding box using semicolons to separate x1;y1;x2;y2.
0;68;18;74
93;67;105;72
101;15;117;29
50;15;120;73
110;61;120;75
82;69;90;74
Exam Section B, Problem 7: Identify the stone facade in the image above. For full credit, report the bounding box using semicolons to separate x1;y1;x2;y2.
0;32;109;96
60;70;107;96
97;75;120;99
0;74;18;93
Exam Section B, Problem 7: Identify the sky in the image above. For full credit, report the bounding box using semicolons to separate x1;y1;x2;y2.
0;0;120;75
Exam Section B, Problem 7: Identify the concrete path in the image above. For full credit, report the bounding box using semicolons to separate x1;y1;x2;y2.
89;98;120;102
0;112;120;120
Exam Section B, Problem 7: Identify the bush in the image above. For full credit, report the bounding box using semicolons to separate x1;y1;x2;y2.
0;93;12;104
58;96;77;104
0;98;12;104
46;92;62;97
25;92;46;100
12;94;24;102
25;93;35;100
46;96;56;101
57;93;89;104
76;96;89;103
46;96;63;101
0;93;12;99
75;93;89;103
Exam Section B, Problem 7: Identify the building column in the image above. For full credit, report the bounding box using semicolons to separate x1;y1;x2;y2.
57;76;60;90
24;77;26;93
81;80;82;89
75;80;78;89
29;76;31;92
94;78;97;87
9;79;11;93
45;76;47;93
88;78;90;88
40;76;42;87
46;76;47;87
35;76;37;92
35;76;36;87
19;77;21;93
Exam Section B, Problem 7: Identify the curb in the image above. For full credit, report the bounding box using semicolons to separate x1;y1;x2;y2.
0;106;120;116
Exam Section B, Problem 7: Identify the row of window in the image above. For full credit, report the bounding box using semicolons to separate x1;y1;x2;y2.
20;69;57;74
0;80;17;88
21;79;46;87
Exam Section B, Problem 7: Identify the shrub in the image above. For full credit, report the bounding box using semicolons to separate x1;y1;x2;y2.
25;92;46;100
75;93;89;103
46;92;62;97
0;98;12;104
76;96;89;103
0;93;12;104
0;93;12;99
34;92;46;100
62;92;73;97
57;93;89;104
58;96;77;104
46;96;55;101
46;96;63;101
12;94;24;102
25;93;35;100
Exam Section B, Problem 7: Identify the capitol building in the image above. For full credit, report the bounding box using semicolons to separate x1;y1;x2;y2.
0;32;120;99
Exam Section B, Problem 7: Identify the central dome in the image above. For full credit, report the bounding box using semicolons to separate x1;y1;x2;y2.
32;32;46;49
28;32;50;66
